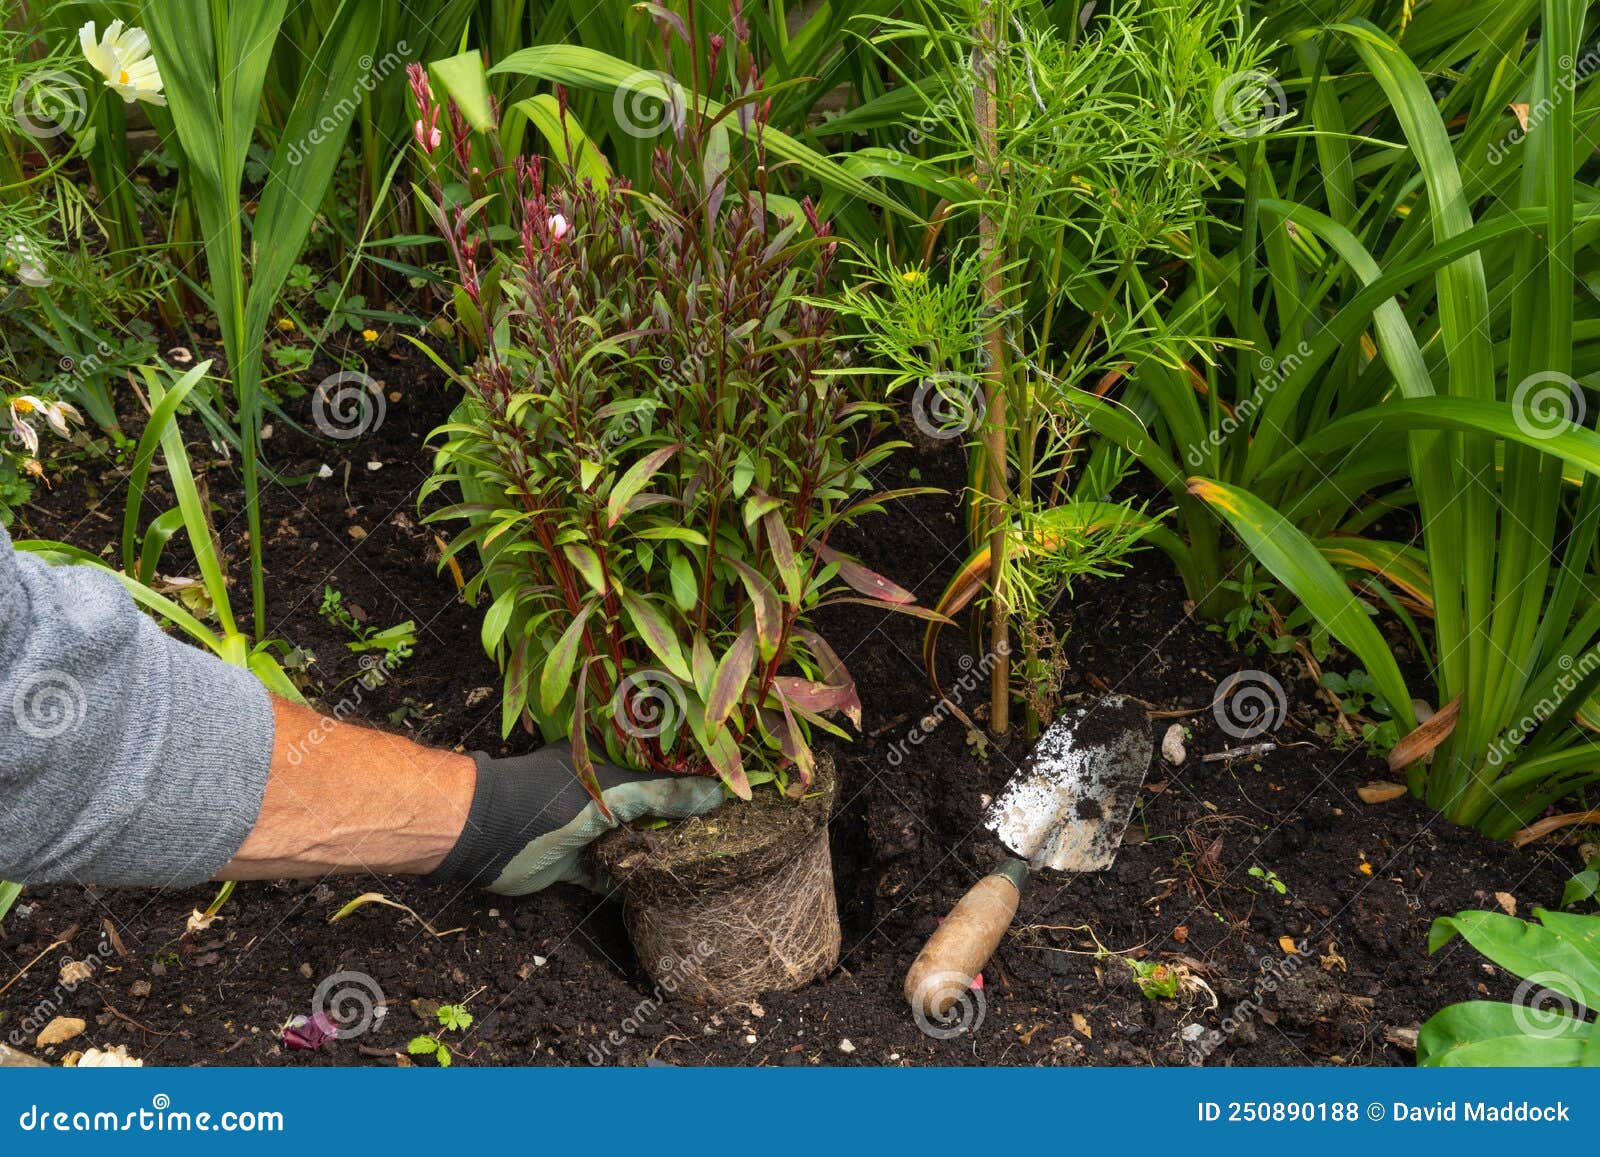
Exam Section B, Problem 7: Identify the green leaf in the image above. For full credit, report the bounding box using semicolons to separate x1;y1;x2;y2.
562;544;608;596
430;50;495;132
607;444;681;527
540;605;594;715
669;553;698;612
481;588;518;657
1187;478;1415;733
620;590;692;683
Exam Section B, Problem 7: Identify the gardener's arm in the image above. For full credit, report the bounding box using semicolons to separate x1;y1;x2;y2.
0;526;719;892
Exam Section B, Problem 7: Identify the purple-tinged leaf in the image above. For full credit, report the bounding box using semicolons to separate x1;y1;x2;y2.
606;443;681;527
773;684;816;788
540;604;594;714
570;659;610;819
763;511;803;604
503;636;531;739
706;624;757;736
729;558;781;660
815;544;915;604
562;543;608;596
796;628;861;729
820;597;952;622
772;675;861;728
620;590;692;683
691;632;716;700
705;725;751;800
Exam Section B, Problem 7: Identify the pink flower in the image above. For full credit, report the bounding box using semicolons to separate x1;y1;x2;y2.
548;213;570;242
416;115;441;152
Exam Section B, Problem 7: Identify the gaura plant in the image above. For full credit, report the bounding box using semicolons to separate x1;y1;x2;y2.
417;61;928;804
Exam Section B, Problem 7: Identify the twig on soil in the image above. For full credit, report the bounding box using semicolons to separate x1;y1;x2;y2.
101;1000;169;1038
328;892;464;938
0;927;77;1000
1202;742;1279;762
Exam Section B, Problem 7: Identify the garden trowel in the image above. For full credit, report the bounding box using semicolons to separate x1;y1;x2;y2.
904;696;1152;1023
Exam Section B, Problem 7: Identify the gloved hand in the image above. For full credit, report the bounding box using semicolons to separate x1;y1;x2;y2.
424;745;724;895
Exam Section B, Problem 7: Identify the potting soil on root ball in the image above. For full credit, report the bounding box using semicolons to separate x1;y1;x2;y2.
592;757;841;1005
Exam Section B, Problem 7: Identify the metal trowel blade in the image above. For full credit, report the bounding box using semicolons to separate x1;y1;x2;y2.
983;696;1153;872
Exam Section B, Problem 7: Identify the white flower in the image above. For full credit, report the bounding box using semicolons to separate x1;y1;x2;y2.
4;234;50;288
75;1045;143;1068
79;20;165;106
43;400;81;438
9;397;41;455
8;396;80;455
548;213;570;242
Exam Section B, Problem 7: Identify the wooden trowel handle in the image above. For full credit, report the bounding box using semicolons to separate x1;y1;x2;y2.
904;858;1028;1020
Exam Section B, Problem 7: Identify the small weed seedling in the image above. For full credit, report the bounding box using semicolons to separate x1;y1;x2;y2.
409;1003;473;1068
1248;866;1288;895
319;585;416;670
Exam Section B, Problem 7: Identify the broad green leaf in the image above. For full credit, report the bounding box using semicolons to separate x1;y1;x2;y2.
430;50;495;132
540;605;594;715
620;590;692;682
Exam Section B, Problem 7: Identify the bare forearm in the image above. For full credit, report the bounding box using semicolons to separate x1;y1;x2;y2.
218;698;477;880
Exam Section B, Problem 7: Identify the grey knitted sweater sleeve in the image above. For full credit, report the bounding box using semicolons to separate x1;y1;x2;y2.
0;525;275;887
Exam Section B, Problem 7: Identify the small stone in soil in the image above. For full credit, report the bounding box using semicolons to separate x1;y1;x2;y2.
838;1039;856;1054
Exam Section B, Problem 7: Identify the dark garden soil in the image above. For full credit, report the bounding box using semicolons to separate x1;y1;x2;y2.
3;345;1584;1068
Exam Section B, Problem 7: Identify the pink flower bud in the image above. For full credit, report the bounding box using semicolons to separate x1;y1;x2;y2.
548;213;570;242
413;116;441;153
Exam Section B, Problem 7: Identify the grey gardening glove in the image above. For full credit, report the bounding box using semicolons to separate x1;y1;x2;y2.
424;745;724;895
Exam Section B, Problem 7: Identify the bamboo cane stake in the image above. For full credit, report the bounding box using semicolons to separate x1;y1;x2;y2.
975;7;1010;735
